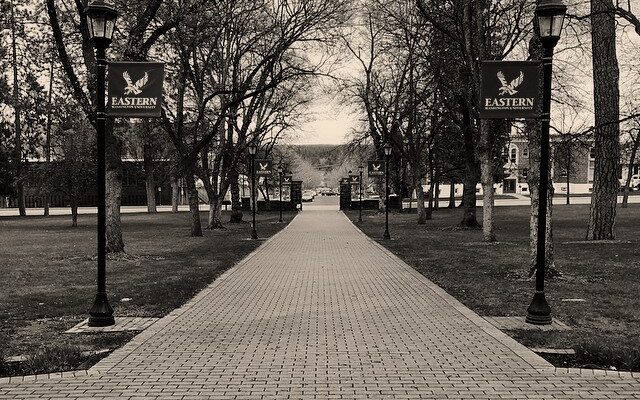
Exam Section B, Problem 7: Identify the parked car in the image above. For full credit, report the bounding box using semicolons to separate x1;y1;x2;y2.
620;174;640;190
302;190;315;202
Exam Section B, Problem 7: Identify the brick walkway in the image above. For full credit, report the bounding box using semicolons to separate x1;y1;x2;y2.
1;210;639;399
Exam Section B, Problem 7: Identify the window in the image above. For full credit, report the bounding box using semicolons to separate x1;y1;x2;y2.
522;168;529;178
523;148;529;157
510;148;517;163
589;147;595;160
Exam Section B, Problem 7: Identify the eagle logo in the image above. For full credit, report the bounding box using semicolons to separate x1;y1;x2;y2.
371;163;382;172
259;162;269;171
284;178;290;182
123;71;150;95
497;71;524;96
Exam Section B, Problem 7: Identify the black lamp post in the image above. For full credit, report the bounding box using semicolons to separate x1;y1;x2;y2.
248;144;258;240
358;165;364;222
383;142;392;240
86;0;118;327
277;164;283;223
526;0;567;326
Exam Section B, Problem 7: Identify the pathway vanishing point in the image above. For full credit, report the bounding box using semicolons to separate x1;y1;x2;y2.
1;209;639;399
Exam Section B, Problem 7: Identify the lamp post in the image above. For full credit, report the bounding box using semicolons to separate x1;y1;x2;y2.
526;0;567;325
248;144;258;240
277;164;283;223
383;142;392;240
358;165;364;222
86;0;118;327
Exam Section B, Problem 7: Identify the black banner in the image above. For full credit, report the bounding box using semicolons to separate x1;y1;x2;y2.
479;61;541;119
340;177;350;185
255;159;273;176
107;62;165;118
368;161;384;177
349;175;360;185
281;174;293;186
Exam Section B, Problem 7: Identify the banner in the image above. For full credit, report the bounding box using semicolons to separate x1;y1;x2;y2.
368;161;385;177
255;159;273;177
340;177;350;185
281;174;293;186
107;62;165;118
349;174;360;185
479;61;541;119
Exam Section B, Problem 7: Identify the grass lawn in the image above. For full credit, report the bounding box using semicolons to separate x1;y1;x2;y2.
0;209;296;377
346;204;640;372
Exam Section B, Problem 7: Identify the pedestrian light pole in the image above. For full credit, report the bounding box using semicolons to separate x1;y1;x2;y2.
248;144;258;240
383;142;392;240
526;0;567;325
86;0;118;327
358;165;364;223
277;164;283;223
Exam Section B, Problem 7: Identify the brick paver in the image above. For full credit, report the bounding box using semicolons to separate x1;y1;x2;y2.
1;210;639;399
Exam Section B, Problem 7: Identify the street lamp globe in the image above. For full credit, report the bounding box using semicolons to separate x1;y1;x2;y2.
85;0;118;45
384;142;392;157
535;0;567;46
277;165;283;174
358;165;364;173
248;144;258;156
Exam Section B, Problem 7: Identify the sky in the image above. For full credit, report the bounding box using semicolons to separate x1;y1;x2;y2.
293;4;640;146
294;96;359;145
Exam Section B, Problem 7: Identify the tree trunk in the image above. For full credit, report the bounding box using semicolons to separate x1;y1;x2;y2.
44;55;54;217
105;122;125;253
425;182;434;221
480;152;496;242
622;134;639;208
434;178;440;210
10;0;25;217
587;0;620;240
527;117;555;276
208;197;225;230
171;173;179;213
449;179;456;209
185;170;202;237
415;179;426;224
230;168;243;223
459;127;480;227
143;144;157;213
525;36;555;275
565;142;571;205
70;192;78;228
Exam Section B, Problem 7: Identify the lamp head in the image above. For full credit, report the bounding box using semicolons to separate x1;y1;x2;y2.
85;0;118;46
384;142;392;157
535;0;567;48
248;144;257;156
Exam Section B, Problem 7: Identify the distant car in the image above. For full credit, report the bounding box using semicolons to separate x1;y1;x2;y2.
620;175;640;190
302;190;315;202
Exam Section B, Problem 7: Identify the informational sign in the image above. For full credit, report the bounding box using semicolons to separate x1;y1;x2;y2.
349;175;360;185
479;61;541;119
255;159;273;177
368;161;385;177
340;177;350;185
107;62;165;118
281;174;293;186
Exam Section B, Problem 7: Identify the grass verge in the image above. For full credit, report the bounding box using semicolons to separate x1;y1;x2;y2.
346;204;640;372
0;210;296;377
